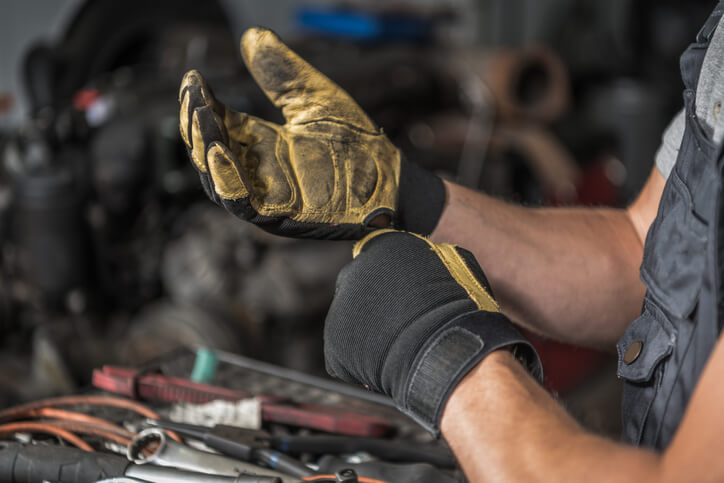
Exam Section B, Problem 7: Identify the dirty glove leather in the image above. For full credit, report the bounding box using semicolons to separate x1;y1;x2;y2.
324;230;543;435
178;27;444;239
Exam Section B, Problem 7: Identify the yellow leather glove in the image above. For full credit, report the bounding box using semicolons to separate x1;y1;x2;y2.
179;27;444;239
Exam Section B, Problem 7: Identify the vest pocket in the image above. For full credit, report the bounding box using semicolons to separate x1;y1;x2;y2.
641;169;707;319
617;299;676;445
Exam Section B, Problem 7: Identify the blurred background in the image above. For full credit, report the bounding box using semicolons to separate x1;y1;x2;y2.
0;0;714;436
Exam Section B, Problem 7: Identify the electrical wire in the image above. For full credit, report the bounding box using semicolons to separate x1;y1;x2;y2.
0;395;160;421
0;395;181;442
27;408;127;432
0;422;94;451
40;420;134;447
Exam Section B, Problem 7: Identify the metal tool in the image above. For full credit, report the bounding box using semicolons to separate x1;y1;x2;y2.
271;434;456;468
148;420;456;468
146;419;315;478
94;365;394;437
210;349;395;408
128;428;297;483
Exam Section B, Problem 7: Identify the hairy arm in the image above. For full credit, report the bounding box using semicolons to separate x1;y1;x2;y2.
440;329;724;483
430;167;665;348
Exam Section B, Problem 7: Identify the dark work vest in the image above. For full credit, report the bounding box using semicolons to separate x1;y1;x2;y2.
617;2;724;450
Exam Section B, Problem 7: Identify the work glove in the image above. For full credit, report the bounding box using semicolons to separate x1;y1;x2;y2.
324;230;543;435
178;27;445;240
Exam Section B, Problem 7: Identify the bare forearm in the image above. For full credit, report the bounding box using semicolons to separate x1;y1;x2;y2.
431;180;645;348
441;351;661;483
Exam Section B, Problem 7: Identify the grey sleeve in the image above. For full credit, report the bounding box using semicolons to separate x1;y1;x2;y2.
654;108;685;180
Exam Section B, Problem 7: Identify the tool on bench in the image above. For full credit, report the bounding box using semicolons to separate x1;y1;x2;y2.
0;441;282;483
128;428;296;482
271;434;455;468
146;419;316;478
208;349;395;408
93;366;394;437
148;419;456;469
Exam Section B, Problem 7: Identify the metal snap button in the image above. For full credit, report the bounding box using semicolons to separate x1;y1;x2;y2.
623;340;643;364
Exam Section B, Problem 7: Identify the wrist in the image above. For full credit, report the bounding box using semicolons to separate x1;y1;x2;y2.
486;346;521;364
440;349;521;436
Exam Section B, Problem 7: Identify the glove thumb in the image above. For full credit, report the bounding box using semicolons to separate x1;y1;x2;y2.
240;27;377;131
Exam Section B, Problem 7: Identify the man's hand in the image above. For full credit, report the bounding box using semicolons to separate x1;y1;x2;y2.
178;27;445;239
324;229;542;434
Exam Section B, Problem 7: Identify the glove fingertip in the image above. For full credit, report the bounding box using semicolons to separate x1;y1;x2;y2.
206;141;250;201
240;27;282;63
179;69;202;101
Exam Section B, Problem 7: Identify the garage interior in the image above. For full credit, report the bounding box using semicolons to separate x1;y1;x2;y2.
0;1;713;481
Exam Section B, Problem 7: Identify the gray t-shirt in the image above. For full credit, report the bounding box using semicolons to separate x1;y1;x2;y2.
656;16;724;179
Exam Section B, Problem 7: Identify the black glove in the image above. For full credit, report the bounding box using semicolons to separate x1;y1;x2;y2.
178;27;444;240
324;230;543;435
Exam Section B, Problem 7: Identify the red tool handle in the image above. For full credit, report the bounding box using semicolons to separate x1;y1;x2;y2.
92;366;393;437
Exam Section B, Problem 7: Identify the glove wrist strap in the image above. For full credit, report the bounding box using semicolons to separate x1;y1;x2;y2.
400;311;543;436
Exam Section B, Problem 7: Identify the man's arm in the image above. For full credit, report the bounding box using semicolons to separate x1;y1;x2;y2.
430;167;666;348
440;328;724;483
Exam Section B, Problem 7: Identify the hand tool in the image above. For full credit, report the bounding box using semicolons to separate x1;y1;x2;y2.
272;434;456;468
0;441;282;483
146;419;315;478
93;365;394;437
147;419;456;469
209;349;395;408
128;428;298;483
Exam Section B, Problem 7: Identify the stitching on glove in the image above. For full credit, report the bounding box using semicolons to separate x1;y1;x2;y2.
434;243;500;313
352;229;400;257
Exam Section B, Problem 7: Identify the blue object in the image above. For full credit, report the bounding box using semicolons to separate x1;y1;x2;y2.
190;347;218;383
296;7;433;43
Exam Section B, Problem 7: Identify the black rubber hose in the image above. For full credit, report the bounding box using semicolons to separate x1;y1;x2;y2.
253;448;316;478
0;442;283;483
0;442;129;483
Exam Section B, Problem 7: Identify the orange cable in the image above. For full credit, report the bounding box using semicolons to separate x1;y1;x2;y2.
31;408;127;432
41;420;133;447
0;422;93;451
0;395;181;442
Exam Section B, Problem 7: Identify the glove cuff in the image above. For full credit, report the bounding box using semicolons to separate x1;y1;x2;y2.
396;159;446;236
399;311;543;437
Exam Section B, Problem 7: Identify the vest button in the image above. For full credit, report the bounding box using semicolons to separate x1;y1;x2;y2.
624;340;643;364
